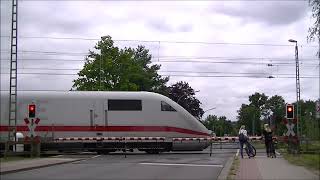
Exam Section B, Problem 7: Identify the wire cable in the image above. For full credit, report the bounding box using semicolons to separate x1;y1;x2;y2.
0;35;316;47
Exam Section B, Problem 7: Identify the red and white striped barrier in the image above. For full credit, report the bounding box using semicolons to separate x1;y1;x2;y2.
173;137;212;141
173;136;277;141
55;136;277;142
55;136;165;141
124;137;165;141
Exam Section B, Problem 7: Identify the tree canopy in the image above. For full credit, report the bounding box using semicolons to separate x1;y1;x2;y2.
202;115;236;136
72;36;169;92
166;81;204;119
308;0;320;43
237;92;319;138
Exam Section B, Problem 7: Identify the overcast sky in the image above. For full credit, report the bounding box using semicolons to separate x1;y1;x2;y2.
0;0;319;121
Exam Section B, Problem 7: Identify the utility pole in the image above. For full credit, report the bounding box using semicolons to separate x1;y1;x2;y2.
8;0;18;151
318;37;320;110
294;42;300;141
289;39;300;142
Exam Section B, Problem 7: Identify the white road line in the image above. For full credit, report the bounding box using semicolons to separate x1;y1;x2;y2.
91;155;101;159
236;149;239;157
73;155;101;163
139;163;223;168
52;155;64;158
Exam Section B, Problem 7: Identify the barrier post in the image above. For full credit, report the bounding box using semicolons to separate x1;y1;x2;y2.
124;137;127;158
210;138;213;157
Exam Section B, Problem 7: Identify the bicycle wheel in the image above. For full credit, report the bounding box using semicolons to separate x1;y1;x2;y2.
270;142;276;158
247;142;256;157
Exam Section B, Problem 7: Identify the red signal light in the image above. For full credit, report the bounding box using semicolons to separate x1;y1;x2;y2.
29;105;35;111
286;104;294;119
29;104;36;118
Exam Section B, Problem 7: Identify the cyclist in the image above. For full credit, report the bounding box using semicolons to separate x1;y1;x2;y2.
238;125;249;158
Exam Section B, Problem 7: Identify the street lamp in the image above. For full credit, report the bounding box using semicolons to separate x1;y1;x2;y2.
202;107;217;135
288;39;297;43
177;90;200;103
288;38;300;141
203;107;217;114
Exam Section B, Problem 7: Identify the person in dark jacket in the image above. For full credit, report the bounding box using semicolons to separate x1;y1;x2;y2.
263;124;274;157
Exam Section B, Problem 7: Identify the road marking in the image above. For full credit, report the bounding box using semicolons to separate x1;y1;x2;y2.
236;149;239;157
91;155;101;159
139;163;223;167
72;155;101;163
52;155;64;158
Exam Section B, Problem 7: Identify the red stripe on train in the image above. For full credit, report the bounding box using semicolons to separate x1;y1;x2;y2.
0;125;209;136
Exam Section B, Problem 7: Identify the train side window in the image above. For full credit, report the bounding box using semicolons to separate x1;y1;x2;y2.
108;100;142;111
161;101;176;112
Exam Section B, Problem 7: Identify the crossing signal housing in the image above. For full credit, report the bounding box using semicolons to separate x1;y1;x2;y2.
286;104;294;119
29;104;36;118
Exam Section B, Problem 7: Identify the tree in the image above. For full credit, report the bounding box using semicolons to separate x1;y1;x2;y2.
72;35;169;92
265;95;286;136
295;100;319;139
237;104;261;136
166;81;204;119
308;0;320;43
202;115;218;132
202;115;237;136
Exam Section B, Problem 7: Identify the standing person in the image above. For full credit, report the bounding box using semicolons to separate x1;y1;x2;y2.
263;124;273;157
238;125;248;159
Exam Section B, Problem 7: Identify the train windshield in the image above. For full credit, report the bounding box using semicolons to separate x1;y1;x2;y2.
161;101;176;112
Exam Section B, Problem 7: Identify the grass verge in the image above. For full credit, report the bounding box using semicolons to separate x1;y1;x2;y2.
0;156;36;163
251;141;265;149
227;155;240;180
283;153;320;173
280;149;320;175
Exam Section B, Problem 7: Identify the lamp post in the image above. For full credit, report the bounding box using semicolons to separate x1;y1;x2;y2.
203;107;216;157
288;39;300;144
202;107;217;134
203;107;217;114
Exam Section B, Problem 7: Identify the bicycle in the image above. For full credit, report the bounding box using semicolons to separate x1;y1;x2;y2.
244;141;256;158
268;139;277;158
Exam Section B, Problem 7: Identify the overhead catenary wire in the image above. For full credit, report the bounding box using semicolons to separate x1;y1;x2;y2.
0;72;317;79
0;68;317;76
0;35;317;47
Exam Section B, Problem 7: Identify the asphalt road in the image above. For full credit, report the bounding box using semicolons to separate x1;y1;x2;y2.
1;145;238;180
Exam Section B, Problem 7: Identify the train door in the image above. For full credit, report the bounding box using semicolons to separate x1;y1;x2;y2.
104;101;109;136
92;101;104;136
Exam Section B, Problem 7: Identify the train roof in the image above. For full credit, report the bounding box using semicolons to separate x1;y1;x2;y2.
0;91;168;101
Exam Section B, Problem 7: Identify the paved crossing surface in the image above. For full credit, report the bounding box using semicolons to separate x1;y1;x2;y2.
1;147;238;180
236;150;319;180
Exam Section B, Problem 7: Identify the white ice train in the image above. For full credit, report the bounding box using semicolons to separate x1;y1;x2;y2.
0;91;211;153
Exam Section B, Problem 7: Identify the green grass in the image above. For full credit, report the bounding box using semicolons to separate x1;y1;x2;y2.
0;156;36;163
282;153;320;173
227;156;240;180
300;140;320;152
251;141;265;149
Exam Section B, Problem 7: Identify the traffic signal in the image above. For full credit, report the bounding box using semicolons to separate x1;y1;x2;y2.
286;104;294;119
28;104;36;118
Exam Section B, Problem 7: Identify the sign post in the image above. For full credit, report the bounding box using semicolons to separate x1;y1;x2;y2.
283;118;298;154
24;117;41;157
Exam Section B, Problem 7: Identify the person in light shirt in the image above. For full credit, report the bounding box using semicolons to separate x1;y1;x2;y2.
238;125;249;158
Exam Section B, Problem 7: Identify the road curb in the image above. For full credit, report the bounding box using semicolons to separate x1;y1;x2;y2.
0;158;83;175
217;155;235;180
